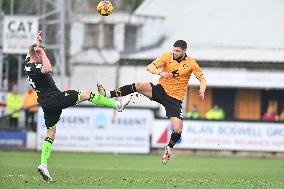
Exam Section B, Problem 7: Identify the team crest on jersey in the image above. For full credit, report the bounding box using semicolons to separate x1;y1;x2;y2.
183;64;188;69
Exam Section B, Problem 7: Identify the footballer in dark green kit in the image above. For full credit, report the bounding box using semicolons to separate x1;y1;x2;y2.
23;30;132;182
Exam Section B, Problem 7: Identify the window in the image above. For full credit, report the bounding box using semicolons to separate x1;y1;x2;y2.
261;89;284;116
103;24;114;48
84;24;100;48
84;24;114;49
124;25;138;50
212;88;236;120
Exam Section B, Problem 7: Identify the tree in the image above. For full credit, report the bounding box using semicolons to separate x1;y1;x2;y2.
1;0;20;14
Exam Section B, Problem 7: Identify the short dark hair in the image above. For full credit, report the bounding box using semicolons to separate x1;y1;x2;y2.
173;40;187;49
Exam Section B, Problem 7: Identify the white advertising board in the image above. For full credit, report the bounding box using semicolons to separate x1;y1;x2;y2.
152;120;284;152
3;16;38;54
37;107;152;153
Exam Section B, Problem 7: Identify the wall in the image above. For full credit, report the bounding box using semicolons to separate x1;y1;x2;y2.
70;22;85;56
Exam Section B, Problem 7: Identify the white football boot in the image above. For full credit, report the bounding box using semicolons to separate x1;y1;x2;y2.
162;146;172;165
97;82;106;97
117;95;132;112
37;164;53;183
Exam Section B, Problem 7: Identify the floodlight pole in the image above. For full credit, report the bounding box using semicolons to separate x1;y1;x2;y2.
0;0;3;89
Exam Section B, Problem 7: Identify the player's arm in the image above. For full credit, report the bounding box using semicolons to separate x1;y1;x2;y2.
37;30;43;47
192;61;206;99
147;53;172;78
146;56;165;75
36;30;52;73
34;46;52;74
41;50;52;74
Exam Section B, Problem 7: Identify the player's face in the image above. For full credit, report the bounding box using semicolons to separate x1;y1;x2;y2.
31;53;42;62
173;47;186;60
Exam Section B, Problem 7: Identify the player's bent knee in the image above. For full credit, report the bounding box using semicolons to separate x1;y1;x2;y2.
135;83;150;92
135;83;143;90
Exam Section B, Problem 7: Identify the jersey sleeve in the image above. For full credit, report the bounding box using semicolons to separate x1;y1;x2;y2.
152;52;169;67
192;60;206;91
192;60;204;80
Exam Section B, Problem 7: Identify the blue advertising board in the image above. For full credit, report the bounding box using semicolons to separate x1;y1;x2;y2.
0;131;26;148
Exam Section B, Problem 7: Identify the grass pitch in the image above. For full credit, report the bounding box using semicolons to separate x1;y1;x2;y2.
0;151;284;189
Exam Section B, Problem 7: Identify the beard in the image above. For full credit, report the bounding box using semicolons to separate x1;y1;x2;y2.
173;54;183;61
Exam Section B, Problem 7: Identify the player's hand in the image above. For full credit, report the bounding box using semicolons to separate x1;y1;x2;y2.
159;72;172;78
199;89;205;99
34;46;44;54
37;30;43;44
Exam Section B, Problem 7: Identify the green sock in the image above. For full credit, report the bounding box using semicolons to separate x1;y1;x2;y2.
41;137;53;166
89;93;116;108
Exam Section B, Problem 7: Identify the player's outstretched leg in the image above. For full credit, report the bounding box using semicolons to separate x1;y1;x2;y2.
88;92;132;112
38;136;54;182
97;82;136;98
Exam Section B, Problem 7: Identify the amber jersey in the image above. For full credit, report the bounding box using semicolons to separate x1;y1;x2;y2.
152;52;205;101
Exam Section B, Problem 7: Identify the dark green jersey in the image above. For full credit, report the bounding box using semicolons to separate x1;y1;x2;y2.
23;57;61;105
